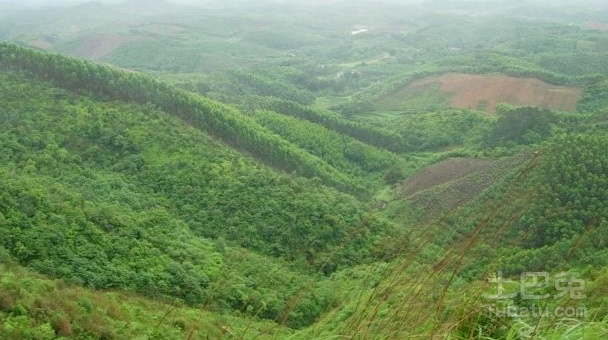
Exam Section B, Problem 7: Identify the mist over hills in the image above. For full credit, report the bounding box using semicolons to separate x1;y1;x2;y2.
4;0;606;8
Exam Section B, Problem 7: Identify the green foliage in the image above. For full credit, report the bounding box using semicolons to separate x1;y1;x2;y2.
225;70;316;105
242;30;320;50
517;135;608;250
538;53;608;78
445;133;608;276
332;99;375;116
577;80;608;113
374;110;490;152
484;105;556;148
0;264;291;339
0;42;366;194
101;39;211;73
255;97;406;153
383;164;409;185
373;82;450;113
251;109;402;186
0;67;391;325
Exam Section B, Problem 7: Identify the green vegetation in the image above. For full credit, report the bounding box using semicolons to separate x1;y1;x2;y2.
0;262;291;339
484;105;556;148
254;97;406;153
2;0;608;338
251;109;401;186
0;63;394;330
578;80;608;113
0;43;377;195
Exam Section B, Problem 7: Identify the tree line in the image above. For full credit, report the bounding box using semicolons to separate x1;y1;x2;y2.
0;43;366;195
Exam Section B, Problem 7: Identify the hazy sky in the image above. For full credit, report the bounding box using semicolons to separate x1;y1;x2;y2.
0;0;425;8
0;0;605;8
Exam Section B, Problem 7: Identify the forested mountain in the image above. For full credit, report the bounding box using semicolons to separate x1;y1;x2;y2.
1;0;608;338
0;43;413;333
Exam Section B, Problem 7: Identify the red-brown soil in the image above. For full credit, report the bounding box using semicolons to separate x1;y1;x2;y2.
73;34;137;59
28;39;54;50
400;154;532;216
409;73;582;113
588;21;608;32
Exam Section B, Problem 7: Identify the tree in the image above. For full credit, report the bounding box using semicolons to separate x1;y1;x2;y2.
484;105;555;148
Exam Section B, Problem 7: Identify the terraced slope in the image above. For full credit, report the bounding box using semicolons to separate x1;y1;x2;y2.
399;154;533;215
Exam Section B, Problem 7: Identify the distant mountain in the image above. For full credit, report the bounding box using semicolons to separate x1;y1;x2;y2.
117;0;173;11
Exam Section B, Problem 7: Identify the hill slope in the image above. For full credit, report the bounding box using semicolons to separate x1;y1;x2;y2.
0;262;290;339
1;42;409;195
0;44;399;330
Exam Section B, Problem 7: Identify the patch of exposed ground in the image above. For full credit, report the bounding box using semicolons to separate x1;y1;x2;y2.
588;21;608;32
409;73;582;113
399;154;533;216
28;39;54;50
73;34;138;59
136;23;188;35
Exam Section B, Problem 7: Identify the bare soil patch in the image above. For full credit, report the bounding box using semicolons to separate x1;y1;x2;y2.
588;21;608;32
400;154;532;215
28;39;54;50
409;73;582;113
74;34;138;59
137;23;188;35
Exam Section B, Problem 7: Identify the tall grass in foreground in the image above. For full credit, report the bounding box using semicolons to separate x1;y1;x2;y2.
288;152;608;339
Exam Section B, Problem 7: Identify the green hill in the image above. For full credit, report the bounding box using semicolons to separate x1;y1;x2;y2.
1;42;405;196
0;262;291;339
0;43;403;333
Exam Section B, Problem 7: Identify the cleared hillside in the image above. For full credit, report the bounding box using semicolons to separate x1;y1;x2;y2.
399;155;532;216
385;73;583;113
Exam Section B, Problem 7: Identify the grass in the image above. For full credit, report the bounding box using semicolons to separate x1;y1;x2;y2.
0;262;292;339
375;83;450;113
288;144;608;339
